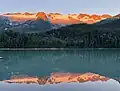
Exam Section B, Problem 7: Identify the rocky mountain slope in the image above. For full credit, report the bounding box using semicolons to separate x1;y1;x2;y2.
0;16;54;32
0;12;120;33
3;12;112;24
0;17;120;48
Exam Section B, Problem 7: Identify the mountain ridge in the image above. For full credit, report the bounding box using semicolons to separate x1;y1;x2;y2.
2;12;113;24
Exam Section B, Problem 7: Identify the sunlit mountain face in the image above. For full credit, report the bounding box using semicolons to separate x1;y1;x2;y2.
2;12;112;24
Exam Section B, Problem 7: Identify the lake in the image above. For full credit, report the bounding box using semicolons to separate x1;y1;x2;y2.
0;49;120;91
0;79;120;91
0;49;120;80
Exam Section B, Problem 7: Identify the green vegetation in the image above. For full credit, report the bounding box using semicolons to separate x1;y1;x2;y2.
0;19;120;48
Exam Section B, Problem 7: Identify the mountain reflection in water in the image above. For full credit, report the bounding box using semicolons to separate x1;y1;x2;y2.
0;79;120;91
3;72;109;84
1;49;120;80
0;49;120;91
0;72;120;91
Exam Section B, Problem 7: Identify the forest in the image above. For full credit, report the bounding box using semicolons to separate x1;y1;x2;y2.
0;22;120;48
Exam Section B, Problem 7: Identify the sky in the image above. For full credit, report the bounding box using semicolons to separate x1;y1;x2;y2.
0;0;120;15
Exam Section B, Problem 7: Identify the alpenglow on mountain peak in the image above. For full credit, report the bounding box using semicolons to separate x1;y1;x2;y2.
1;12;113;24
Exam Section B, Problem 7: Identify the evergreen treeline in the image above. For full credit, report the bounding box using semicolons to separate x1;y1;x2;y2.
0;22;120;48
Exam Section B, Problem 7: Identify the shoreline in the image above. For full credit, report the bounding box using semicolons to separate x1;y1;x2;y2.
0;48;119;51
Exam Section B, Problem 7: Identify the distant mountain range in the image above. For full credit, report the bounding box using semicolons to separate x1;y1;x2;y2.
0;15;63;32
0;12;120;48
2;12;114;24
0;12;120;32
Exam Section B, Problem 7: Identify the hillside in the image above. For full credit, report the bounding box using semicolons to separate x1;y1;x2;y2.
11;19;53;32
0;18;120;48
0;16;55;32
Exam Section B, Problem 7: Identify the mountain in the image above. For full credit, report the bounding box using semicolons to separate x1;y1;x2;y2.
43;19;120;48
94;13;120;26
0;12;119;33
0;16;120;48
95;14;120;29
0;15;54;32
114;14;120;18
3;12;36;22
95;18;119;25
0;16;11;31
36;12;48;21
3;12;112;24
11;19;53;32
96;19;120;29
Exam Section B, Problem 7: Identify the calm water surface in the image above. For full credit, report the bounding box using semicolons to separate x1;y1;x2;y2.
0;49;120;91
0;49;120;80
0;79;120;91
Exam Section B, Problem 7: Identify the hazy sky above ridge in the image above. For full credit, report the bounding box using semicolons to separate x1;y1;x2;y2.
0;0;119;15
